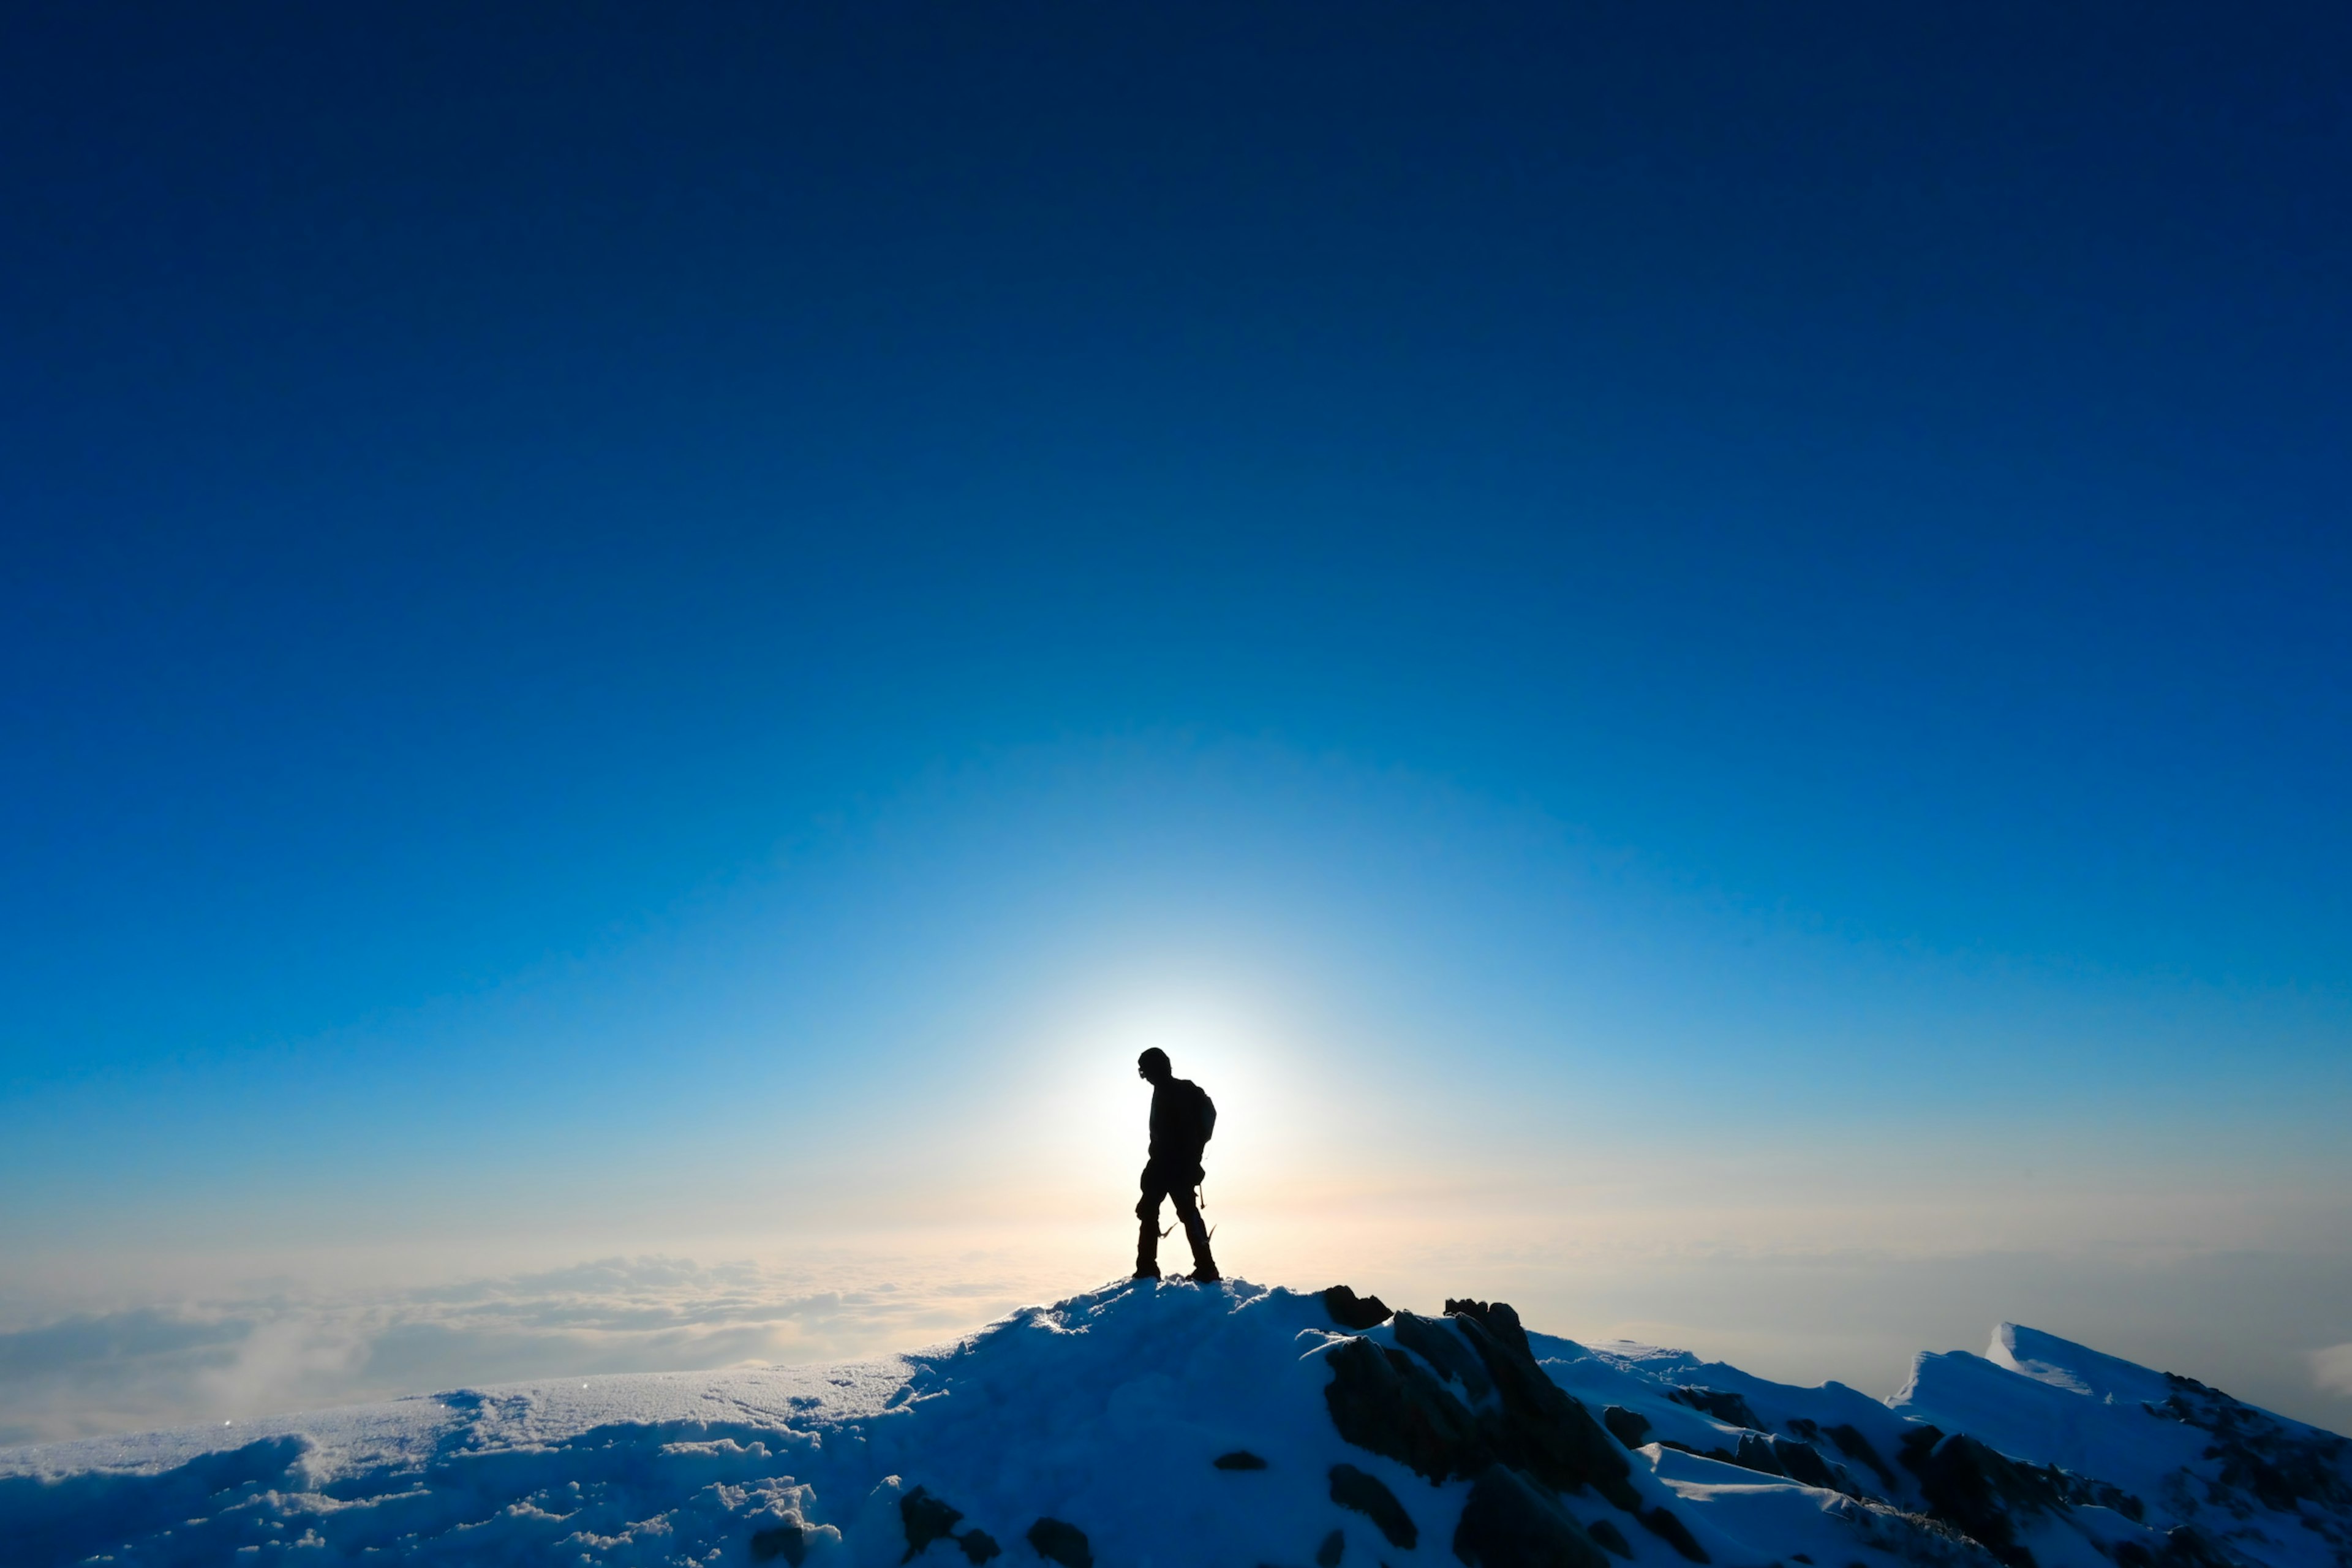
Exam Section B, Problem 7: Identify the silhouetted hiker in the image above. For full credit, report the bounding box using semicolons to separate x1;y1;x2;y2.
1134;1047;1219;1282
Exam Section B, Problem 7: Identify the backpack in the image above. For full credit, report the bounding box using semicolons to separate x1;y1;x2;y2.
1194;1084;1218;1145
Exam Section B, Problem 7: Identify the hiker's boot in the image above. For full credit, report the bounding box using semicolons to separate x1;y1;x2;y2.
1183;1215;1218;1283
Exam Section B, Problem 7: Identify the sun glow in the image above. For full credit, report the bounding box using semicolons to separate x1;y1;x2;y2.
1009;982;1310;1209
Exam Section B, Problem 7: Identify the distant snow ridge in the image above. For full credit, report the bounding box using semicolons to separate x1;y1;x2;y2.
2;1280;2346;1568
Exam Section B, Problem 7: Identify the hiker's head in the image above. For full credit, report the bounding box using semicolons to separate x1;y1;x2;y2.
1136;1047;1172;1084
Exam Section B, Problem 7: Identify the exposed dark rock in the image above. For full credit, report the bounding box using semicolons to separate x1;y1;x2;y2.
1586;1519;1634;1558
1215;1450;1270;1470
751;1524;809;1565
959;1530;1003;1564
1319;1528;1347;1567
1395;1311;1496;1401
1670;1387;1761;1431
902;1488;967;1561
1601;1408;1652;1449
1325;1334;1492;1483
1770;1437;1842;1493
1735;1433;1789;1478
1026;1517;1093;1568
1325;1286;1395;1330
1452;1464;1613;1568
1331;1463;1419;1548
1447;1299;1535;1360
1824;1423;1901;1493
1451;1310;1642;1512
1639;1506;1710;1563
1898;1427;2062;1568
1656;1439;1739;1465
2155;1371;2352;1513
2157;1526;2245;1568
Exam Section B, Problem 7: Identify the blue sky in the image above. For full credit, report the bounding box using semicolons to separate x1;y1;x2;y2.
3;3;2349;1438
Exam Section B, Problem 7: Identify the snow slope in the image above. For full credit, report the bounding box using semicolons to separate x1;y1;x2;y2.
2;1279;2345;1568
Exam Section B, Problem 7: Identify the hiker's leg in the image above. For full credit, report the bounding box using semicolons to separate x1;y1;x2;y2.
1170;1181;1215;1275
1134;1169;1166;1276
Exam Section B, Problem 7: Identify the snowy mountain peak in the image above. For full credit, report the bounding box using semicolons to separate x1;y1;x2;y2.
2;1280;2346;1568
1986;1325;2177;1409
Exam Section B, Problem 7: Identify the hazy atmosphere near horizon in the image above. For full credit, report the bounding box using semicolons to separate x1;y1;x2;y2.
4;4;2350;1452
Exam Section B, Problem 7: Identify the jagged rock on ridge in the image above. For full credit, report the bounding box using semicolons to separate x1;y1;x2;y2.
1395;1311;1496;1401
752;1523;809;1565
1215;1449;1270;1469
1600;1407;1652;1449
1825;1422;1901;1492
1639;1505;1710;1562
1449;1306;1641;1512
1898;1427;2061;1568
1670;1386;1762;1430
1330;1462;1419;1548
957;1528;1002;1563
1453;1463;1614;1568
1585;1518;1634;1559
2154;1373;2352;1513
902;1486;967;1560
1325;1333;1493;1483
1770;1435;1844;1493
1325;1285;1395;1330
1025;1516;1093;1567
1318;1526;1347;1566
1447;1299;1535;1360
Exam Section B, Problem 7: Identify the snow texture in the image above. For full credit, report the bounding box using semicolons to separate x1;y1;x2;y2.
1;1279;2345;1568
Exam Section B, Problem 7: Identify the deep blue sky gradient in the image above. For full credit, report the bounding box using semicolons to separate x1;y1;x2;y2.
10;2;2347;1068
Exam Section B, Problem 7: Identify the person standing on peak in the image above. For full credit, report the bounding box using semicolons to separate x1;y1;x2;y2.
1134;1047;1219;1282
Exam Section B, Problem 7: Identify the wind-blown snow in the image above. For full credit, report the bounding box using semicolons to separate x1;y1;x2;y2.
3;1280;2345;1568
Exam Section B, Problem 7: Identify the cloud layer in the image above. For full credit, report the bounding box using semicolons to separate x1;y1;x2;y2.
0;1256;1046;1447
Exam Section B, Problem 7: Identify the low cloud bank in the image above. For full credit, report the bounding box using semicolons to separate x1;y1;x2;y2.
0;1256;1036;1447
10;1245;2352;1449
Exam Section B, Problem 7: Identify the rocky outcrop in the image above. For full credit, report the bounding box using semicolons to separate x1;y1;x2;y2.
1325;1334;1494;1483
1638;1504;1709;1562
1324;1285;1395;1330
1446;1299;1535;1359
1329;1463;1419;1548
1327;1296;1713;1568
2155;1373;2352;1515
1766;1435;1842;1492
1395;1310;1494;1400
1585;1518;1634;1558
1823;1422;1901;1492
901;1487;966;1560
751;1523;809;1565
1213;1450;1268;1470
1668;1387;1761;1430
1452;1464;1613;1568
1024;1517;1092;1568
1898;1428;2064;1568
1450;1309;1640;1512
1600;1408;1651;1449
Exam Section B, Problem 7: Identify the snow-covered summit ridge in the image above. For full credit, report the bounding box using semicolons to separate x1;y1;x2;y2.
1;1281;2344;1568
